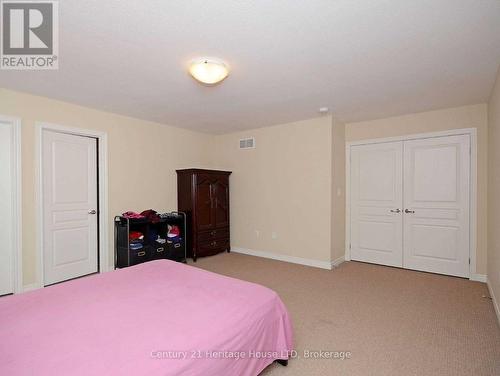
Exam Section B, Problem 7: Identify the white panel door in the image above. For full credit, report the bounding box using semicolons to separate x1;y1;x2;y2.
43;130;98;285
403;135;470;278
350;142;403;267
0;123;14;295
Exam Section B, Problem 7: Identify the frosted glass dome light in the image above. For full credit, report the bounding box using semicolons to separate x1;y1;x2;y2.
189;58;229;85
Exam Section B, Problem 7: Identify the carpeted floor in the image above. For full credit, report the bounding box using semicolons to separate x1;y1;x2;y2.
191;253;500;376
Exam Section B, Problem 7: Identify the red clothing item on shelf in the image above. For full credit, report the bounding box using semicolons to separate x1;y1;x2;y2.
122;211;145;219
129;231;144;241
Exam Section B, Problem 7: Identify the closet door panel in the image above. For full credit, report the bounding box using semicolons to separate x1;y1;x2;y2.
403;135;470;278
350;142;403;267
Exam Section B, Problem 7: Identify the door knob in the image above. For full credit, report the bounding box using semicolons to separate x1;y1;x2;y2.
390;209;401;213
404;209;415;214
88;209;97;215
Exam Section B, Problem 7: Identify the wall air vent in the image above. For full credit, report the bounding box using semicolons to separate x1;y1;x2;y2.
239;137;255;149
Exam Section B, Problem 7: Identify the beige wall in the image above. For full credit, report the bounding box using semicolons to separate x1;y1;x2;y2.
331;117;346;262
0;89;214;286
2;86;492;286
487;67;500;314
345;104;488;275
213;117;333;263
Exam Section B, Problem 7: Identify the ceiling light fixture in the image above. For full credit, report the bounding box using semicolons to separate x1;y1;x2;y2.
189;58;229;85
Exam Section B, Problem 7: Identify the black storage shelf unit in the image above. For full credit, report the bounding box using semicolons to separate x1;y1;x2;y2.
114;212;187;268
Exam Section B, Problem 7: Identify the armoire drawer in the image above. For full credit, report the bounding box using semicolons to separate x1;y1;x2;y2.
197;239;230;255
198;228;229;242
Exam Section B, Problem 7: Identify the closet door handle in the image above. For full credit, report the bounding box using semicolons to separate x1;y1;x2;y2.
88;209;97;215
404;209;415;214
390;209;401;213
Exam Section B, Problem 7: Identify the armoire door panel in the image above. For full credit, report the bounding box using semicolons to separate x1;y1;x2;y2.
195;177;214;230
214;179;229;228
350;141;403;267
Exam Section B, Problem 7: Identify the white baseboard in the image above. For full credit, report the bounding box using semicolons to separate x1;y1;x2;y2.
22;283;41;293
331;256;345;268
470;274;487;283
20;265;114;294
487;278;500;327
232;248;333;270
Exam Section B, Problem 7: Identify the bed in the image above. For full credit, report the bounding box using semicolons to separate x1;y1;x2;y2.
0;260;293;375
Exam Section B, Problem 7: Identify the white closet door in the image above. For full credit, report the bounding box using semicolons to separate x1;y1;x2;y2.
350;142;403;267
43;130;98;285
0;123;14;295
403;135;470;278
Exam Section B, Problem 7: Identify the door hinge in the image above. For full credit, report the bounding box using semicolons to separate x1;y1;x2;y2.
349;243;351;250
469;257;471;265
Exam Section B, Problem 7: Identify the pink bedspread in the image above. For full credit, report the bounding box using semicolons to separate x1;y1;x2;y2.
0;260;293;375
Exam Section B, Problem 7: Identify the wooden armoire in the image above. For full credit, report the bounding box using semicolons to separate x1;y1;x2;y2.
176;169;231;261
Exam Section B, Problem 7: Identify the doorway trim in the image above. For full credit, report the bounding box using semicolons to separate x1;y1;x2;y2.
345;128;479;281
0;115;22;294
35;122;110;289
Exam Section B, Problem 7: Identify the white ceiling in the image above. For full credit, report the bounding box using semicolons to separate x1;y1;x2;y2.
1;0;500;134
